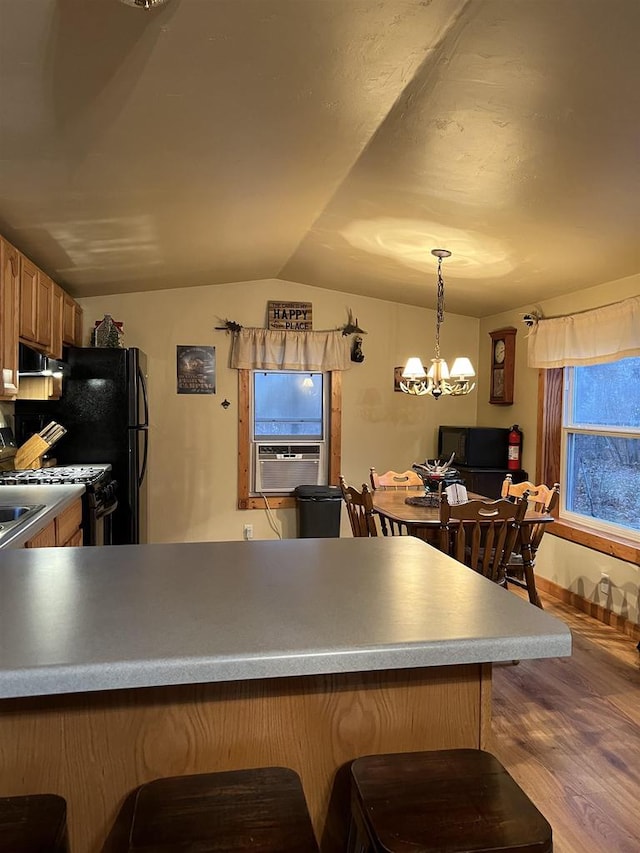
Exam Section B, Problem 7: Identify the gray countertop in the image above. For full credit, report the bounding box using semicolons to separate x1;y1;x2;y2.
0;536;571;700
0;484;85;548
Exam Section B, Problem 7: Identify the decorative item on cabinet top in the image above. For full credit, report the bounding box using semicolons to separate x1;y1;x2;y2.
91;315;124;348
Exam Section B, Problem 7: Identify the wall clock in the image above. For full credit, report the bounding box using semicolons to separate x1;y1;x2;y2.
489;327;517;405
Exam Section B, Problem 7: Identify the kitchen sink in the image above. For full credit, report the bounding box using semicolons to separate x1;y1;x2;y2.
0;504;46;538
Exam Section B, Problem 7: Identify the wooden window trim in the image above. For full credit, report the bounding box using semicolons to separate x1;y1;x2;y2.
538;368;640;564
237;369;342;510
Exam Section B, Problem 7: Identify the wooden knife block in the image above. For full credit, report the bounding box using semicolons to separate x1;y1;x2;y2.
14;435;54;470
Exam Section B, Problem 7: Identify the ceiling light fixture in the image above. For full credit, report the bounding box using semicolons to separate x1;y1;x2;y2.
119;0;170;9
400;249;476;399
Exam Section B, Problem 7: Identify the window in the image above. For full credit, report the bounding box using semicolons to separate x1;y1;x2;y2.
562;358;640;537
251;371;327;495
253;371;324;440
237;369;342;509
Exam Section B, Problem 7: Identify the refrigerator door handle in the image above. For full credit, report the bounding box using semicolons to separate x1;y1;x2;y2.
138;367;149;428
138;426;148;488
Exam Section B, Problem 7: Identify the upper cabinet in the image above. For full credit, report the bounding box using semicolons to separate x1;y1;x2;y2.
0;238;20;399
16;247;83;358
20;263;54;354
51;283;64;359
19;256;39;343
62;291;83;347
36;271;53;354
0;235;84;400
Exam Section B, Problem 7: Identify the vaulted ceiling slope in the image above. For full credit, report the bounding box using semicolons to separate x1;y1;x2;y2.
0;0;638;316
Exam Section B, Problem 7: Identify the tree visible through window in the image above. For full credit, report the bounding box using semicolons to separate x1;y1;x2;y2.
563;357;640;534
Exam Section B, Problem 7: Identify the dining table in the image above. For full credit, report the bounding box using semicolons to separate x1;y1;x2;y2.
371;489;552;608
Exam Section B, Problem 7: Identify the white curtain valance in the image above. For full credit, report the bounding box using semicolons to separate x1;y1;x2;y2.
527;295;640;368
230;328;351;371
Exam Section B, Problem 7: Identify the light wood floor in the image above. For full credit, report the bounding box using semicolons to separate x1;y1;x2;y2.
491;591;640;853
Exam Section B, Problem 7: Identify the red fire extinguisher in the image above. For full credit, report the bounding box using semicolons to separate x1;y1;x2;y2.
507;425;523;470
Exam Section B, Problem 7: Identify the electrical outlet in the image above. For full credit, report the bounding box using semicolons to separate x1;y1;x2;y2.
599;572;610;593
243;524;253;540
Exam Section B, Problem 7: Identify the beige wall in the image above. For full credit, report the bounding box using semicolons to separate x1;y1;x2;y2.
477;273;640;625
79;279;479;543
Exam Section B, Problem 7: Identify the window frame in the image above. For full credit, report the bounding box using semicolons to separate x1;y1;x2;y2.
237;368;342;510
537;368;640;563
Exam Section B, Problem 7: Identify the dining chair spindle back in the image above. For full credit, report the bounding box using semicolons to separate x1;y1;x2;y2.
339;476;379;537
501;475;560;605
439;494;529;586
369;468;423;535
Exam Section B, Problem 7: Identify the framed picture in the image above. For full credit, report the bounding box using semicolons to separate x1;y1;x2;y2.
177;346;216;394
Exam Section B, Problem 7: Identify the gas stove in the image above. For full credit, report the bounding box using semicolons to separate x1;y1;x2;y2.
0;464;117;546
0;464;111;487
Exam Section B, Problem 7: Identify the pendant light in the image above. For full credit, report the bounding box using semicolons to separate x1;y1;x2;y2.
400;249;476;399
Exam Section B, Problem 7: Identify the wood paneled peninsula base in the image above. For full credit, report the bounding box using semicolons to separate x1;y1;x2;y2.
0;538;571;853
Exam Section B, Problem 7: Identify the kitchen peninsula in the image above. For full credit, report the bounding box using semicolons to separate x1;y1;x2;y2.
0;536;571;852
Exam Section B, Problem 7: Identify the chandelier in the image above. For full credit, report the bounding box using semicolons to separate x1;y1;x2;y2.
400;249;476;399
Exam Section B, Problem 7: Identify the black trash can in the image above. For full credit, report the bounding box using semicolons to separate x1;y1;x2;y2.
294;485;342;538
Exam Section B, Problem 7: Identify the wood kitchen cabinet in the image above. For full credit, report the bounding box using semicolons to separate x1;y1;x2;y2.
3;229;83;398
36;271;53;354
19;261;54;353
63;292;83;346
24;520;57;548
0;237;20;399
18;248;82;356
19;255;39;343
24;499;83;548
49;283;64;359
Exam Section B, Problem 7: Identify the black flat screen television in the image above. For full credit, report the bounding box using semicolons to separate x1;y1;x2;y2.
438;425;509;469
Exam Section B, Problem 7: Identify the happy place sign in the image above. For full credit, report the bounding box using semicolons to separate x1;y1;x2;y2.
267;301;313;331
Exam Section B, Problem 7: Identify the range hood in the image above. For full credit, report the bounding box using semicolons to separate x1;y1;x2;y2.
18;343;67;378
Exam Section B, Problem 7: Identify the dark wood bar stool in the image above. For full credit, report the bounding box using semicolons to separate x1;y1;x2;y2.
0;794;69;852
348;749;552;853
103;766;320;852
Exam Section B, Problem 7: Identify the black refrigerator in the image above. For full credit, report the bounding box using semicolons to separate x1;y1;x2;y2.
15;347;149;545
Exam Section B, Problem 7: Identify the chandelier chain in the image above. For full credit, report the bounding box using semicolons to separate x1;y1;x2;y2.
435;257;445;359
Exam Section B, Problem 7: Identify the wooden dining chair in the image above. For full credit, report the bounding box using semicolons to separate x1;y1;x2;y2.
369;468;423;535
369;468;424;491
439;493;529;586
501;475;560;606
339;476;379;537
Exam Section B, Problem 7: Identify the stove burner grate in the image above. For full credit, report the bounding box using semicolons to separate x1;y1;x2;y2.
0;465;110;487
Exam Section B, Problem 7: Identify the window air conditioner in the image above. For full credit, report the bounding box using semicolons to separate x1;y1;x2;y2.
253;443;325;494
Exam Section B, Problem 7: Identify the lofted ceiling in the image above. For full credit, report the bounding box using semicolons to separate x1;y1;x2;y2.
0;0;638;317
